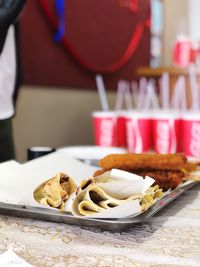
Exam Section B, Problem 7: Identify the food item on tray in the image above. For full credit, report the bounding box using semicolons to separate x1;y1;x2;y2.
81;169;155;199
133;170;183;191
93;169;185;190
95;153;198;191
34;172;77;210
33;168;163;218
140;185;163;211
72;170;163;217
71;184;141;216
99;153;187;171
184;168;200;181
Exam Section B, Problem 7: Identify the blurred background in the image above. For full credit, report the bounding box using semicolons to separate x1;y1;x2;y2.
13;0;199;161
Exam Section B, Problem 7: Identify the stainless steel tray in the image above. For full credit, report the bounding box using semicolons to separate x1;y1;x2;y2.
0;181;197;231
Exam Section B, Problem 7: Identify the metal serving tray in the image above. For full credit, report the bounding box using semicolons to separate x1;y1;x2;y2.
0;181;197;231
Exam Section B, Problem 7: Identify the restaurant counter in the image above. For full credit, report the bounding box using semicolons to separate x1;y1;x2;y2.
0;184;200;267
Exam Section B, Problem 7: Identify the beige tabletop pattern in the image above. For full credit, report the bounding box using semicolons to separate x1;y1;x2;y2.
0;184;200;267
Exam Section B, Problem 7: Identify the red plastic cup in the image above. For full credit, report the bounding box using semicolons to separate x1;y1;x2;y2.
182;112;200;159
116;111;127;147
92;111;117;147
152;111;182;154
172;38;191;67
126;111;152;153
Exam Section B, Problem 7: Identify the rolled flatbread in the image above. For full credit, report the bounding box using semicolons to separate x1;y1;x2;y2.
72;184;142;217
33;172;77;210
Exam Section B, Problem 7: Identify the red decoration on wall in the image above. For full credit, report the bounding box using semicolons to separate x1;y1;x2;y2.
39;0;147;73
119;0;138;12
19;0;150;89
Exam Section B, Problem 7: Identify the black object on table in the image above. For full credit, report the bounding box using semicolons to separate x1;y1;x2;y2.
27;147;56;161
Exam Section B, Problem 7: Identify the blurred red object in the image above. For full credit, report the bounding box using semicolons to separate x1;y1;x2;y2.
93;112;117;147
183;114;200;159
119;0;138;12
152;113;182;154
126;113;152;153
190;41;200;64
172;37;191;67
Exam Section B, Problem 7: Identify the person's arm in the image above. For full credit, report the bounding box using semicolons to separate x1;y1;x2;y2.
0;0;26;53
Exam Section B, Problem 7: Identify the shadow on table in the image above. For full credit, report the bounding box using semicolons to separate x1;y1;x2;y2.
152;183;200;218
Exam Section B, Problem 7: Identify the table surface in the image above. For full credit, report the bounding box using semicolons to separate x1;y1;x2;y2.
0;184;200;267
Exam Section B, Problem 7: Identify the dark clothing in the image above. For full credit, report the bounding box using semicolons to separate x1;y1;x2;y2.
0;119;15;162
0;0;26;162
0;0;26;53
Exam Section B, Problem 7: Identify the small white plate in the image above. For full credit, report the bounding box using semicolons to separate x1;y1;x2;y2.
57;146;127;165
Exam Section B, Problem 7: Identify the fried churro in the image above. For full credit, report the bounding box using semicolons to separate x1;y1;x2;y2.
99;153;187;171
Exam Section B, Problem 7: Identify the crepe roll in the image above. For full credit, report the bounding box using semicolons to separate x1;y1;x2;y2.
72;184;130;216
34;172;77;210
72;182;144;217
80;178;95;190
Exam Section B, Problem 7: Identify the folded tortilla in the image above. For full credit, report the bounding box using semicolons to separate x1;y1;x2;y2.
71;184;142;217
33;172;77;210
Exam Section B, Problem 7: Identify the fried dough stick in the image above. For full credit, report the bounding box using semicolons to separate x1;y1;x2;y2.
99;153;187;171
94;162;197;177
134;170;184;191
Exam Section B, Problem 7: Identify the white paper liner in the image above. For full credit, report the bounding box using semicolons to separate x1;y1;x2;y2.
95;169;144;181
0;154;162;219
0;250;33;267
95;169;155;195
0;152;98;208
98;180;144;199
0;160;23;203
86;200;141;218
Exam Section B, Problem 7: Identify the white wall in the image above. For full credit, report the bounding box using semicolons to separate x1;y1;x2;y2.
188;0;200;41
163;0;189;65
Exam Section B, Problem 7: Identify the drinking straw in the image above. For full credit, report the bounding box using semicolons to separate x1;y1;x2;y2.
151;79;159;109
171;76;187;111
143;79;159;110
171;78;179;109
158;78;162;107
115;80;133;110
124;82;133;110
160;72;170;109
115;80;126;111
179;76;187;111
130;81;138;108
95;75;109;111
189;64;199;110
137;77;148;110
